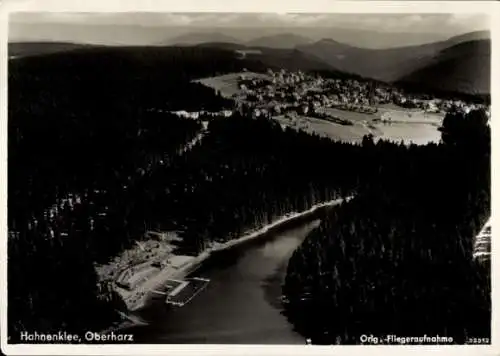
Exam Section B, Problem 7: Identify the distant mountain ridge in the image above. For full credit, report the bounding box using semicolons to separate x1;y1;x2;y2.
194;42;245;50
9;30;490;96
246;33;313;49
295;31;490;81
164;32;241;46
165;32;314;49
8;42;100;58
11;23;460;48
442;30;490;45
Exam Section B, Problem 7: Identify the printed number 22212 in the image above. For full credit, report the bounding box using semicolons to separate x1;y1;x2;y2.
466;338;490;344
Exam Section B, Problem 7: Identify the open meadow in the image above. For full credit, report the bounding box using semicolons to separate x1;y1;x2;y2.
194;72;271;98
273;105;443;145
274;115;371;144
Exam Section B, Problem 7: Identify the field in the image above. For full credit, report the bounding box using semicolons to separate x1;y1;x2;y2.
325;106;443;125
195;72;271;98
274;115;371;144
324;107;377;123
274;106;444;145
372;123;441;145
376;106;443;125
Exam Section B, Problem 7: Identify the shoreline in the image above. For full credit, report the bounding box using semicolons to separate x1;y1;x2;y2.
209;197;350;254
104;196;351;333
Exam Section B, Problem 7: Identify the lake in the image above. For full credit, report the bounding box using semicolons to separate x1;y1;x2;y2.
127;220;321;344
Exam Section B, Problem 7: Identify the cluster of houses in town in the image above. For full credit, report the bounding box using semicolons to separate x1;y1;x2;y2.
145;68;488;124
231;68;489;120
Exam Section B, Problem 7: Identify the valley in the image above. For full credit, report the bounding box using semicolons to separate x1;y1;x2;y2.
6;17;492;347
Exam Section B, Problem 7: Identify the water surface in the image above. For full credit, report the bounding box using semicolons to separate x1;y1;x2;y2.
129;220;320;344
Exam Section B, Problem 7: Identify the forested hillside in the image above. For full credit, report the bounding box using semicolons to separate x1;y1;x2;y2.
8;48;236;337
296;34;490;96
8;108;360;337
8;105;490;339
397;40;491;96
8;109;203;337
8;46;491;342
134;115;362;255
283;109;491;344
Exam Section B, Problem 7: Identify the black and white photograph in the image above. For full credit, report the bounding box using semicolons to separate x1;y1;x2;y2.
1;1;496;353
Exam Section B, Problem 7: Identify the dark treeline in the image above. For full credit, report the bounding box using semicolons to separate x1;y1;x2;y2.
8;109;202;223
9;47;239;113
8;47;490;342
9;42;98;58
8;107;490;340
7;46;270;339
131;114;362;255
8;108;202;339
8;49;228;338
7;47;357;337
8;109;360;338
283;109;491;344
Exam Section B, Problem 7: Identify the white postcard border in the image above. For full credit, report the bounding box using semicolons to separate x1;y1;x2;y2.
0;1;498;355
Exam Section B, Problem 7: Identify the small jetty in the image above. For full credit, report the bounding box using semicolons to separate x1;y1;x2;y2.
164;277;211;307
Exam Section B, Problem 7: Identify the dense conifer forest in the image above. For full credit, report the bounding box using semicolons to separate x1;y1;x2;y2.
7;48;239;337
7;47;490;343
7;54;358;337
8;107;202;336
134;114;365;255
7;110;359;337
283;108;491;344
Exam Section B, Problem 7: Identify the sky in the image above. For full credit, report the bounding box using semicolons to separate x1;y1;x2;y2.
8;13;491;47
10;12;489;32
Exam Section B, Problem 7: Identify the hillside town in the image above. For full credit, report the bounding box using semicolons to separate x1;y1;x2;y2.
232;68;489;121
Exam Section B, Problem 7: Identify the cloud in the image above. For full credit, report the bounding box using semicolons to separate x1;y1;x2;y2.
445;13;490;30
255;13;328;26
10;12;195;26
9;12;490;33
246;13;489;33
